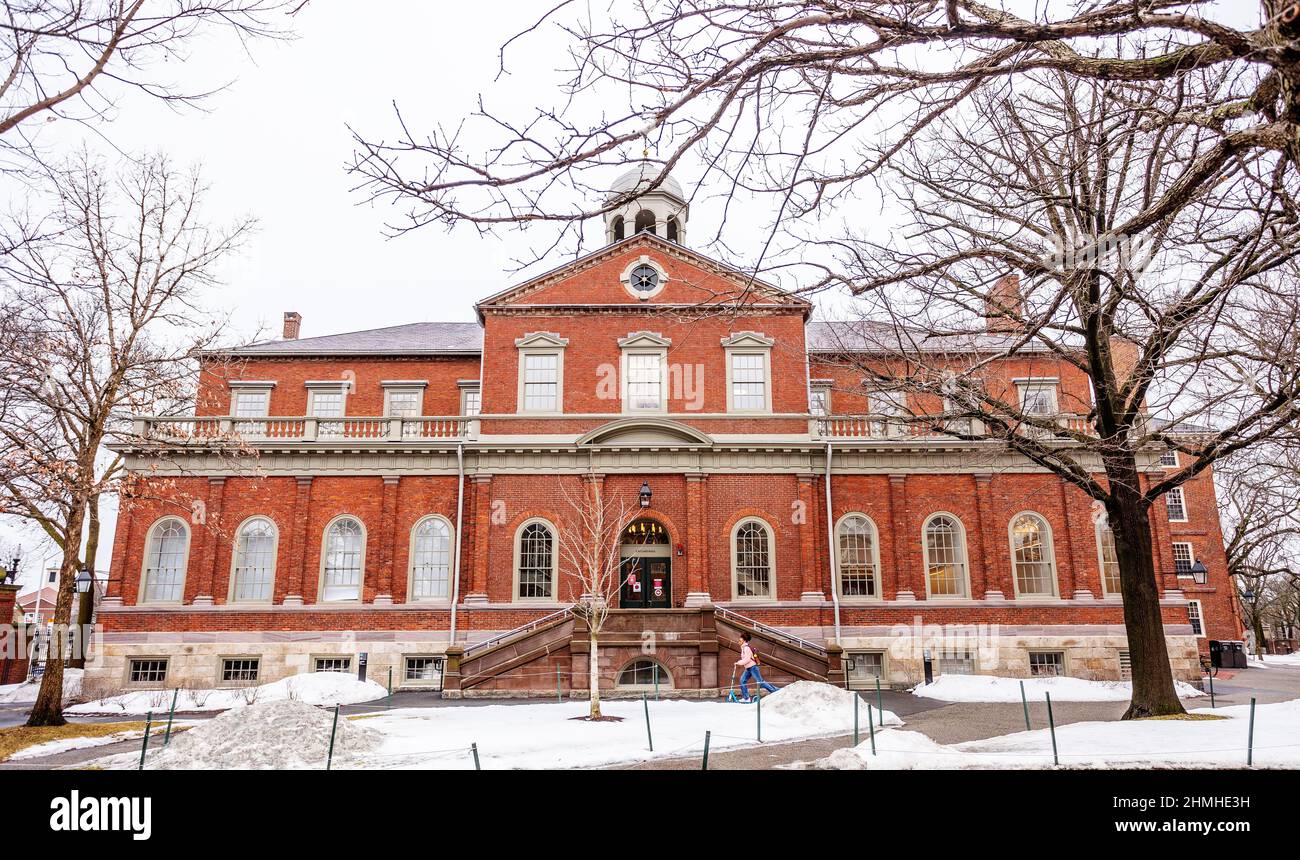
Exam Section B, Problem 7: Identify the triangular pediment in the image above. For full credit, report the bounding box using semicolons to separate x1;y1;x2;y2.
617;330;672;348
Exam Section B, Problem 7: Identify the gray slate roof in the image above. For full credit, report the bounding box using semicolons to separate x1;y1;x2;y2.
806;320;1052;354
225;321;484;357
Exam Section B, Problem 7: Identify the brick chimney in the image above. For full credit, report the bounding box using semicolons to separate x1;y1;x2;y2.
984;274;1025;333
283;311;301;340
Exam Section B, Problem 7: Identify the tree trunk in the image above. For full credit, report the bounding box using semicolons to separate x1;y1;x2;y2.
1107;458;1186;719
26;501;87;727
1253;616;1267;656
588;630;601;719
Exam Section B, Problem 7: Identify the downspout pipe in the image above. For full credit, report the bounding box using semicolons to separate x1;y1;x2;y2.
449;442;466;646
824;441;842;645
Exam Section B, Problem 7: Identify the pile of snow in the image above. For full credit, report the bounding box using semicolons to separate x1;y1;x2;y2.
762;681;903;732
91;700;383;770
912;674;1205;703
0;669;83;705
1254;652;1300;668
801;698;1300;770
68;672;387;715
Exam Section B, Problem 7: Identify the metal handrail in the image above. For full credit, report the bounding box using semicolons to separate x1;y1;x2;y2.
462;606;575;658
714;606;827;657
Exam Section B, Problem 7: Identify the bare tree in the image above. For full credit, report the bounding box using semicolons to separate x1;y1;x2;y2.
349;0;1300;717
556;476;631;720
0;1;293;168
0;151;253;725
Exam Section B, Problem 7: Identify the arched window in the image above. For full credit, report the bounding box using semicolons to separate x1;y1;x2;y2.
142;518;189;603
410;516;452;601
1097;522;1121;596
611;215;625;241
923;514;968;598
836;514;879;598
634;209;656;234
231;517;277;602
1010;513;1057;597
733;519;774;599
666;216;679;242
617;659;672;688
321;517;364;602
515;520;556;600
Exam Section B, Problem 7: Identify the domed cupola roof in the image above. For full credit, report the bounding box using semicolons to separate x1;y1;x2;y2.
604;162;688;245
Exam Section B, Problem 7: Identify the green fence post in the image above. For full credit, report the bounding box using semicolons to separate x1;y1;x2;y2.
556;665;562;703
1045;692;1059;766
138;711;153;771
1247;697;1256;767
756;690;762;743
875;676;883;724
387;667;393;707
654;663;660;701
326;703;340;770
471;742;481;770
854;694;859;746
867;698;876;756
702;731;711;771
1020;680;1031;731
643;693;653;752
164;688;179;746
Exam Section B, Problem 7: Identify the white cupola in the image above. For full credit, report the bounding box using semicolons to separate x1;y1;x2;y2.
605;163;688;245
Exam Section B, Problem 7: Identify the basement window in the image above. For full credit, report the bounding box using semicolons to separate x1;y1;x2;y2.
404;656;444;689
1028;651;1065;677
617;659;672;689
128;658;168;685
221;658;260;684
313;657;352;674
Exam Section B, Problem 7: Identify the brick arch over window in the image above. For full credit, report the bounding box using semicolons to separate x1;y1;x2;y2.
616;511;683;550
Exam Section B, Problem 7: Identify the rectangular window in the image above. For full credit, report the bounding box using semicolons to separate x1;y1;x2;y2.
310;390;345;418
1172;542;1195;576
1159;450;1179;467
404;656;444;688
385;390;422;417
1187;600;1205;637
846;651;884;689
128;658;168;684
1029;651;1065;677
938;652;976;675
869;390;910;437
1165;487;1187;522
221;658;260;684
461;387;481;417
1018;382;1058;415
313;657;352;673
232;390;270;418
522;353;559;411
626;353;664;411
730;353;767;411
809;387;830;416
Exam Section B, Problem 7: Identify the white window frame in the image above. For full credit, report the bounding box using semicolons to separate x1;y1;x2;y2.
618;331;671;413
730;517;776;601
1165;486;1188;522
381;381;427;418
228;515;278;604
306;381;350;420
408;515;454;603
1172;542;1196;576
834;513;881;602
458;380;481;417
722;332;775;414
1096;522;1122;597
1187;599;1205;637
1008;511;1060;599
1015;378;1059;416
403;655;445;688
1158;449;1179;468
228;381;275;418
922;512;971;599
618;255;670;301
868;388;911;437
319;515;366;603
140;517;190;604
515;332;568;414
809;381;832;417
512;517;559;602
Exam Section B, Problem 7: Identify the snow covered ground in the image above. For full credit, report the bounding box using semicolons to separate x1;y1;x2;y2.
67;672;388;715
911;674;1205;703
0;669;82;705
804;698;1300;770
1251;652;1300;668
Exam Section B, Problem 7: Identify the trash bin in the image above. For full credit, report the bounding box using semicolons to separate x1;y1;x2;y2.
1208;640;1224;668
1226;641;1248;669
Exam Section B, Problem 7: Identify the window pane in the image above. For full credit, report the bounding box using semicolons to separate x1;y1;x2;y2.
518;523;554;598
412;518;451;600
323;518;363;601
731;354;766;410
144;519;188;602
1029;652;1065;676
387;390;421;417
311;391;345;418
626;353;663;410
233;517;276;601
1188;601;1204;636
735;521;771;597
314;657;352;673
925;516;967;597
129;659;168;684
809;388;829;416
1172;543;1194;575
837;516;876;597
1011;514;1055;595
462;389;481;416
222;658;260;683
1019;384;1056;415
1098;525;1121;595
1166;487;1186;521
233;391;269;417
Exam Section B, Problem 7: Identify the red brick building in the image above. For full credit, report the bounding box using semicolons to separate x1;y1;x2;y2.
93;170;1238;696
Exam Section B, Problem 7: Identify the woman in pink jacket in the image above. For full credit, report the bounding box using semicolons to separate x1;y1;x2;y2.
735;632;778;702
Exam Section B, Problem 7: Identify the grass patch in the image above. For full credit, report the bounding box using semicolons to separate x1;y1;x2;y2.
1138;713;1228;722
0;721;151;761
